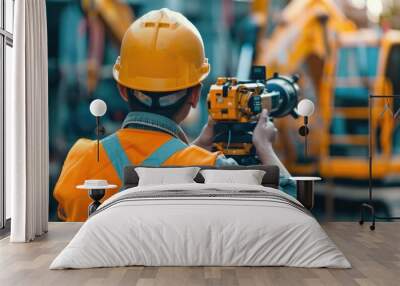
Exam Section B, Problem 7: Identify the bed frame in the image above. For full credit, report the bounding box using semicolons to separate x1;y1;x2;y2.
88;165;317;213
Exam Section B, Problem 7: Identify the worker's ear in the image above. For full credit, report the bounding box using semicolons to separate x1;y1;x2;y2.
189;84;202;108
117;84;129;102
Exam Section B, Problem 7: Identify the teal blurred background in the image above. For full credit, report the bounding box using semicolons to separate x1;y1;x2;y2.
47;0;400;221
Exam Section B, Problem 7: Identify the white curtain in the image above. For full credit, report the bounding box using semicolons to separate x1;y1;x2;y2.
8;0;49;242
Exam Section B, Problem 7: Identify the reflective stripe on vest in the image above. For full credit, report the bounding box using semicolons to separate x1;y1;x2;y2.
142;137;187;166
101;134;188;180
101;134;133;181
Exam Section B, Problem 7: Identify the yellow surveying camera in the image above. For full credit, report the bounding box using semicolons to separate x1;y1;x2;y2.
207;66;300;165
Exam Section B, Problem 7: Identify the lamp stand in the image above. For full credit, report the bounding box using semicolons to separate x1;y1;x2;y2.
94;116;106;162
96;116;100;162
88;188;105;216
298;116;309;160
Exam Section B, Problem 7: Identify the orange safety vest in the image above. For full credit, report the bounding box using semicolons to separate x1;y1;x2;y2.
54;127;219;222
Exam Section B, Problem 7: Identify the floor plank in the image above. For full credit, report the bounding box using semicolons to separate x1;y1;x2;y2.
0;222;398;286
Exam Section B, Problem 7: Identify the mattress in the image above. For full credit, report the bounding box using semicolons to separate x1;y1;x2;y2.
50;183;350;269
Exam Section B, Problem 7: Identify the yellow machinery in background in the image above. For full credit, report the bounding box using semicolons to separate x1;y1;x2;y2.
80;0;134;93
319;30;400;179
254;0;400;180
81;0;134;42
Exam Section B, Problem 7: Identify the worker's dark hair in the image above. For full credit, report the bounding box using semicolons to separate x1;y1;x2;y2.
126;87;193;119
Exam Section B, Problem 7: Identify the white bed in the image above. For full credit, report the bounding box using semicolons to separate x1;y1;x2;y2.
50;183;350;269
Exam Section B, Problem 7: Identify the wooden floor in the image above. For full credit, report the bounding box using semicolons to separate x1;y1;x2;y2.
0;222;399;286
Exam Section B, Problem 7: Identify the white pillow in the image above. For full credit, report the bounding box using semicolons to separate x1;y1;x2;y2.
200;169;266;185
136;167;200;186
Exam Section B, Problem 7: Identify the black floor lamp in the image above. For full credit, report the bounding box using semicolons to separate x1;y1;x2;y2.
359;94;400;230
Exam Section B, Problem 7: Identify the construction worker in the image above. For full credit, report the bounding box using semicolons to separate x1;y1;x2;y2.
54;8;294;222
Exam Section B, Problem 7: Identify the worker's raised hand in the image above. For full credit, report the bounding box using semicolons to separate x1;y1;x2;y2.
253;109;290;176
192;116;215;151
252;109;278;150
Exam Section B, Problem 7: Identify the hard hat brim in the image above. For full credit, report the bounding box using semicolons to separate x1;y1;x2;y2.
113;61;210;92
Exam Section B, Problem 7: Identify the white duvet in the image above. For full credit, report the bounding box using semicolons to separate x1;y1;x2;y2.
50;183;350;269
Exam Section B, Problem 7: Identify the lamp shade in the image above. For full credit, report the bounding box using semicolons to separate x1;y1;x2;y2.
297;99;315;117
90;99;107;117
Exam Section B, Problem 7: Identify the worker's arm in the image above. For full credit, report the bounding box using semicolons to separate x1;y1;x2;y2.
54;139;106;221
193;109;290;176
252;109;296;197
193;109;296;196
191;116;215;151
252;109;291;177
191;119;238;166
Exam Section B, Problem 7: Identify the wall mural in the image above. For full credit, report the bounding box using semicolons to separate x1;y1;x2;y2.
47;0;400;222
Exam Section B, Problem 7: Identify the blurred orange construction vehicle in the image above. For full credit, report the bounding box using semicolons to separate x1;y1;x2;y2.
254;0;400;180
81;0;134;93
81;0;134;42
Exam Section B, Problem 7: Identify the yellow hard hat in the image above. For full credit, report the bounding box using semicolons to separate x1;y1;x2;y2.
113;8;210;92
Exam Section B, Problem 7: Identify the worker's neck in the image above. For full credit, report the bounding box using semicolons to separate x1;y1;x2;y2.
172;104;191;124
